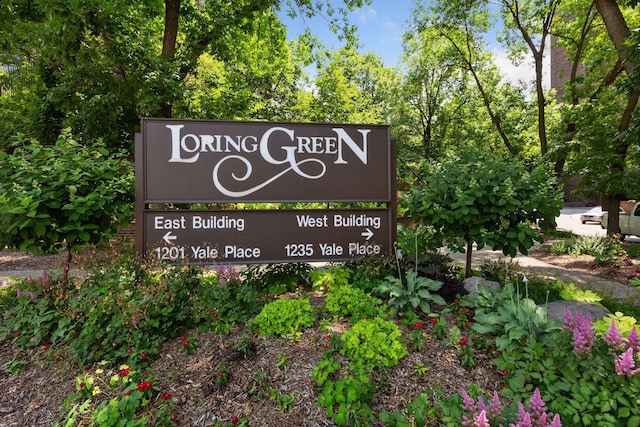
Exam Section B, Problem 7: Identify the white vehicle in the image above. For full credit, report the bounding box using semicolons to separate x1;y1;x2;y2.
601;202;640;238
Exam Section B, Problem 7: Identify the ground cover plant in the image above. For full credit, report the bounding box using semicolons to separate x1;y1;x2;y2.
1;236;640;426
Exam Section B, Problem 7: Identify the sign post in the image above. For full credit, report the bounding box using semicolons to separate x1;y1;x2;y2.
136;119;396;264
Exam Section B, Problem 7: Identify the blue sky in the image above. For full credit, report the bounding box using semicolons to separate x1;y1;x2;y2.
278;0;548;88
279;0;413;67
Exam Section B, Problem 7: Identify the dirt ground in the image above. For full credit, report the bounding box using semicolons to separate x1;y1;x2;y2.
1;244;639;426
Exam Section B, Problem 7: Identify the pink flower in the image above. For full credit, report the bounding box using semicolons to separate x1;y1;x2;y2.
571;311;595;356
614;348;640;377
603;321;625;350
474;410;490;427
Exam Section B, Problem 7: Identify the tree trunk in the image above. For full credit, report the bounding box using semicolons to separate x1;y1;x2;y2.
160;0;181;118
465;240;473;278
594;0;639;236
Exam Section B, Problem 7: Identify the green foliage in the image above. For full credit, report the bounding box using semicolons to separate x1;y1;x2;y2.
593;312;639;337
317;372;376;427
242;263;313;295
407;154;563;269
310;266;352;292
471;283;562;351
342;258;397;294
194;272;263;334
496;331;640;426
340;317;408;370
0;131;133;263
0;275;70;348
374;269;445;316
58;362;156;427
559;282;603;304
250;298;316;338
324;285;384;322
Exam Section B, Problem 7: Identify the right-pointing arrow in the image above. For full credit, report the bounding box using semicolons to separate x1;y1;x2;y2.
361;228;374;240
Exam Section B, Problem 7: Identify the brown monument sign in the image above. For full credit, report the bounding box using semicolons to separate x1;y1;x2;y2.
136;118;396;264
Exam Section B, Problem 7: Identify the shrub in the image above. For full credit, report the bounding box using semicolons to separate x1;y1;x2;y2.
324;285;384;322
340;317;407;370
242;263;313;295
251;298;316;338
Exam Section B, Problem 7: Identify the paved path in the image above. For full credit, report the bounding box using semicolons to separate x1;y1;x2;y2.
446;246;640;300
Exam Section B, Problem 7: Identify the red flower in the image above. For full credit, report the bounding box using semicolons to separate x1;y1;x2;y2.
124;390;132;396
464;321;471;328
218;371;224;377
231;416;239;425
459;337;469;346
454;299;460;305
161;393;172;400
120;367;131;378
182;341;189;347
42;344;51;351
79;382;85;389
140;352;148;360
502;369;509;376
137;381;152;391
126;348;133;355
15;331;21;337
430;318;438;325
412;322;424;330
212;312;218;319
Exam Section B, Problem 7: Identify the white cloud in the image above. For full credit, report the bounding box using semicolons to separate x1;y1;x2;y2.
491;49;550;90
355;7;378;23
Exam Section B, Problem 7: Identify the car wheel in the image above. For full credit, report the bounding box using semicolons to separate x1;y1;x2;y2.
581;220;586;224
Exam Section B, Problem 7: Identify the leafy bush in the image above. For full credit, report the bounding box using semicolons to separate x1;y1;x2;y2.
242;263;313;295
310;266;351;292
324;285;384;322
342;258;396;294
0;131;133;279
374;269;445;316
495;312;640;426
340;317;407;370
251;298;316;338
471;283;562;351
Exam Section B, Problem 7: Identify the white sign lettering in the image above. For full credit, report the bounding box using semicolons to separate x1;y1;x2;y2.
165;125;371;198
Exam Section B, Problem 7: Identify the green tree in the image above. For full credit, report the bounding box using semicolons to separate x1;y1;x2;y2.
407;152;563;277
0;131;134;281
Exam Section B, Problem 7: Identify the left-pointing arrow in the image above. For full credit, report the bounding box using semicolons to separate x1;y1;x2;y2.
163;231;177;244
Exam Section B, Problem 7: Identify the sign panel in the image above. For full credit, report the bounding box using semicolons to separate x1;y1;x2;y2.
143;209;394;264
141;119;392;202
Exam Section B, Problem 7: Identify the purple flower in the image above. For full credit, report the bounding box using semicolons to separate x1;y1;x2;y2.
561;307;574;331
614;348;640;377
474;410;490;427
571;311;595;356
603;321;625;350
528;388;547;421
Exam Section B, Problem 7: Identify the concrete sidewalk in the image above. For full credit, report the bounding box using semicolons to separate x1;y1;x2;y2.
446;246;640;300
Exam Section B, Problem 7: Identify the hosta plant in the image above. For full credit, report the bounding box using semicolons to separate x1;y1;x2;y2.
374;269;445;316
